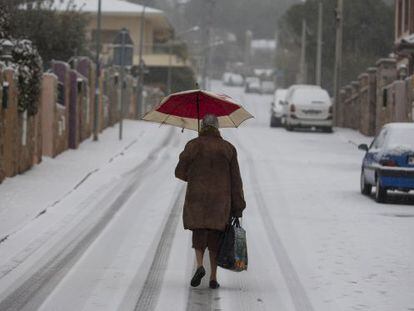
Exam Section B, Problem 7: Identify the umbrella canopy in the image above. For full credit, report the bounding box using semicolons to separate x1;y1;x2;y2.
142;89;254;131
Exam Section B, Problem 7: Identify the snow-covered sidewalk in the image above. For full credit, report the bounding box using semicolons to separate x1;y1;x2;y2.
0;121;162;241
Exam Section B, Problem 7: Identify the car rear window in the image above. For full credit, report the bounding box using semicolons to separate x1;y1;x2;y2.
385;128;414;149
292;89;330;104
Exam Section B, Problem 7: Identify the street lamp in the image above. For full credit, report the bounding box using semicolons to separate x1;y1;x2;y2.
114;28;129;141
0;39;13;65
136;0;147;119
167;25;200;95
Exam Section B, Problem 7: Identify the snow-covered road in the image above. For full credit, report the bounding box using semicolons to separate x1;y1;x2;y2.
0;81;413;311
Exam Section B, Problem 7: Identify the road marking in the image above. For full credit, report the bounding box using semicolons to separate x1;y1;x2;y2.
134;186;185;311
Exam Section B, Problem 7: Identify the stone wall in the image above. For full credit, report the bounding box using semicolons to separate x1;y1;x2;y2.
0;68;4;183
41;73;69;157
0;67;42;183
335;57;414;136
0;56;163;184
1;68;19;178
375;59;397;133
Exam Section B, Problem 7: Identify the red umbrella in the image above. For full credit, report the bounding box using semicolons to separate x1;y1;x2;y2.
142;89;254;132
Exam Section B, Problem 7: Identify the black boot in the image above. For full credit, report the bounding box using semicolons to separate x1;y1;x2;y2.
209;280;220;289
190;266;206;287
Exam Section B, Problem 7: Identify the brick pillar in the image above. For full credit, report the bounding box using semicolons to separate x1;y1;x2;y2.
351;81;360;130
337;88;346;127
375;58;397;133
0;67;4;183
358;73;370;135
343;85;353;128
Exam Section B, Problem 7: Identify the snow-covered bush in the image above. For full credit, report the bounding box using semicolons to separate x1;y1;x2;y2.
0;39;43;116
1;3;43;116
11;39;43;116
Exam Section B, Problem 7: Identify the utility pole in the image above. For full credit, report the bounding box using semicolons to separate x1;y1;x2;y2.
93;0;102;141
333;0;344;124
298;19;307;84
136;1;147;119
167;26;199;94
119;28;127;140
244;30;252;75
316;1;323;86
201;0;215;89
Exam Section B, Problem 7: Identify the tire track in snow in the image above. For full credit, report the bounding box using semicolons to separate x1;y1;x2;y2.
234;134;316;311
0;129;175;311
133;185;185;311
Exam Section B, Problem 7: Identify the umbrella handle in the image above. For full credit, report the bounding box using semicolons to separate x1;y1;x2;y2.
196;90;200;133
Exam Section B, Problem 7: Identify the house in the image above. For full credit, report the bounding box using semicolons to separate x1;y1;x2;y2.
395;0;414;74
54;0;194;91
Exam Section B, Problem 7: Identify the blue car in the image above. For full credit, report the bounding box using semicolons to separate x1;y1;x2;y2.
359;123;414;203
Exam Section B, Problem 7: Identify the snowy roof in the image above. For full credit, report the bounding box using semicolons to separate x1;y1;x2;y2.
383;122;414;129
53;0;163;15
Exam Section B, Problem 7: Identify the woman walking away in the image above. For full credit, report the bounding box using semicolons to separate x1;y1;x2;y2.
175;114;246;289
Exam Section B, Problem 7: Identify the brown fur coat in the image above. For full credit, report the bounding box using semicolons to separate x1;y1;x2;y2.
175;128;246;231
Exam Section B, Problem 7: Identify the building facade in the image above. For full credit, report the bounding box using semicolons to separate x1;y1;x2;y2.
395;0;414;74
55;0;192;75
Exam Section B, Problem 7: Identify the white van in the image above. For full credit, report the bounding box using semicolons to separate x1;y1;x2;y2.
222;72;244;87
285;85;333;132
270;89;287;127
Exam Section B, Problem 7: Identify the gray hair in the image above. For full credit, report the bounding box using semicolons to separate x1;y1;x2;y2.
201;114;219;129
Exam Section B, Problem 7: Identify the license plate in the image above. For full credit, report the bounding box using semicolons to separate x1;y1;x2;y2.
409;156;414;165
302;109;321;115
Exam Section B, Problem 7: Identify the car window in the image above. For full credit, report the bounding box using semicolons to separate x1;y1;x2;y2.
384;128;414;149
370;129;387;150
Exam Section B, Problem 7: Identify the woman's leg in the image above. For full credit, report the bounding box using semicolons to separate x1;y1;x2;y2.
191;249;206;287
195;249;205;268
209;251;218;281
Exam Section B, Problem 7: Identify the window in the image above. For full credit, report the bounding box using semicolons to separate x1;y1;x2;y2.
92;30;120;45
57;82;65;106
382;88;388;108
371;129;387;150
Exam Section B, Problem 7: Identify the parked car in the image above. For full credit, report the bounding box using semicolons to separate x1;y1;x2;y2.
245;76;261;93
285;85;332;132
261;81;275;94
270;89;288;127
222;72;244;87
358;123;414;203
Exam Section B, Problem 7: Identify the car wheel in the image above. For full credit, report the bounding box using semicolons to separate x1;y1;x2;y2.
323;127;333;133
360;170;372;195
375;177;387;203
271;117;281;128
